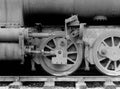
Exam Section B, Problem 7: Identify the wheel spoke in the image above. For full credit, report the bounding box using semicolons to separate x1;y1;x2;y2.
45;45;54;50
105;60;111;69
44;54;51;57
99;57;106;62
116;60;120;71
67;51;77;54
114;61;117;70
67;42;73;49
111;37;115;47
102;41;109;47
67;57;75;63
53;39;57;48
117;41;120;48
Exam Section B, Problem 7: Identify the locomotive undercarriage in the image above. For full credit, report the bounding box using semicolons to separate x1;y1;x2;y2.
1;15;120;76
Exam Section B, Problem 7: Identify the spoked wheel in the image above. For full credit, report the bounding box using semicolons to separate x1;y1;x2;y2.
40;31;82;76
93;31;120;76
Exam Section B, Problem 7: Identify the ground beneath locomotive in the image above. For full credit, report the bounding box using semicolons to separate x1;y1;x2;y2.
0;60;103;76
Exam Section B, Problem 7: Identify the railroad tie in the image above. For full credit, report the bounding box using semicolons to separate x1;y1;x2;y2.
76;79;87;89
104;78;116;89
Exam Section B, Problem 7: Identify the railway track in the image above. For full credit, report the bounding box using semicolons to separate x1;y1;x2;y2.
0;76;120;89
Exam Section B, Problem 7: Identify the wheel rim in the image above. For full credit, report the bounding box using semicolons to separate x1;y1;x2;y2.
40;31;82;76
93;31;120;76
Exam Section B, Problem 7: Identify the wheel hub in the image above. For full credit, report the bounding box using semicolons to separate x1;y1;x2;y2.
101;47;120;61
108;47;120;61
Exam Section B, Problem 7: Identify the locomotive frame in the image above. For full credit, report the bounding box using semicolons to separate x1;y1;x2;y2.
1;0;120;77
0;14;120;76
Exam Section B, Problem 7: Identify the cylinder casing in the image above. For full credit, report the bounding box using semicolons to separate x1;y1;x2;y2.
0;43;22;60
0;28;27;42
0;28;28;60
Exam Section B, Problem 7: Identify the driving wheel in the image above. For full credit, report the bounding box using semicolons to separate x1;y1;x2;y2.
93;31;120;76
40;31;82;76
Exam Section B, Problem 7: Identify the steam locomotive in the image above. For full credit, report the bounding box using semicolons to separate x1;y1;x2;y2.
0;0;120;76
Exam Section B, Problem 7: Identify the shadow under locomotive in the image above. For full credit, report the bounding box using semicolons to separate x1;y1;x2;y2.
0;58;103;76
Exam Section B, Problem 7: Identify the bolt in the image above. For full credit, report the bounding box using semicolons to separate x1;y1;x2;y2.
100;49;107;56
60;41;65;47
58;51;62;54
